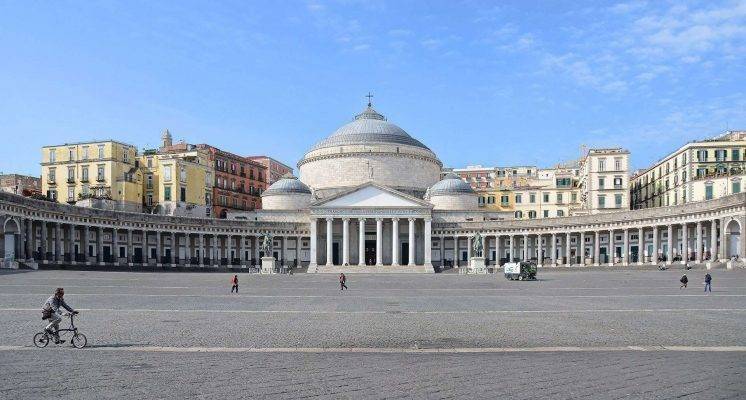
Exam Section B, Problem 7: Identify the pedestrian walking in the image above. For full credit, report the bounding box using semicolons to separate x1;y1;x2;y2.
679;274;688;289
231;274;239;293
339;273;348;290
704;273;712;293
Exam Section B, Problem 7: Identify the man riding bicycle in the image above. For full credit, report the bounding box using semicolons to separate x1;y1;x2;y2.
42;288;78;344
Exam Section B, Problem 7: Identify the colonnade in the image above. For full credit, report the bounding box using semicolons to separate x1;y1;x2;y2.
4;218;308;268
436;217;739;267
309;216;432;267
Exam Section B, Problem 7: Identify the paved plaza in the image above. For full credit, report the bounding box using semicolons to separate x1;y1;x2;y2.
1;268;745;399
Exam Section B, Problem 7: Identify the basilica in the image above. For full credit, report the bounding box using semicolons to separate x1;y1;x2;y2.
1;103;744;272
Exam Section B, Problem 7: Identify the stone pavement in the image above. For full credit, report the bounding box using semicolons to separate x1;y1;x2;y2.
1;269;745;399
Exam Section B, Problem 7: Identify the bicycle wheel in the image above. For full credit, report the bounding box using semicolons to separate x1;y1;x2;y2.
33;332;49;348
71;333;87;348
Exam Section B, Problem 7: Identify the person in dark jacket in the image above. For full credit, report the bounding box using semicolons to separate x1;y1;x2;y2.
704;273;712;293
339;273;348;290
679;274;688;289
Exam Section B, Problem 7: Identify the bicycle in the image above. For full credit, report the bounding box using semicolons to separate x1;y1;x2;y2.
33;312;87;349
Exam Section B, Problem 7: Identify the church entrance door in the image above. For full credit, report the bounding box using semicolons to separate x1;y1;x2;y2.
365;240;376;265
332;243;340;265
401;243;409;265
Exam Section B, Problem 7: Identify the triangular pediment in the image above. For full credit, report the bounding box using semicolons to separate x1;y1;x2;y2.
312;182;431;209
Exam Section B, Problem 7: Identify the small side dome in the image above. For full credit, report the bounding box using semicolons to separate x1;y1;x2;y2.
263;173;312;196
262;174;313;210
428;173;475;196
427;173;477;210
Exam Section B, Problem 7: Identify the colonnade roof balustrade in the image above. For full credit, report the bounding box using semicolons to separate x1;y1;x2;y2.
433;192;745;234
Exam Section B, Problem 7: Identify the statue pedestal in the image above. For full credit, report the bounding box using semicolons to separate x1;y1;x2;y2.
468;257;487;274
261;256;276;274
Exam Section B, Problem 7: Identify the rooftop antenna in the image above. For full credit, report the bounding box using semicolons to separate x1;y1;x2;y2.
365;92;374;107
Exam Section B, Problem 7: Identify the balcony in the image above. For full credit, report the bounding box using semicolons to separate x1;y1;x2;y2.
67;178;75;184
96;176;106;182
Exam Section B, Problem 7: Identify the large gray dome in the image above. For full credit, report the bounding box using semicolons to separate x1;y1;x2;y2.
263;174;312;196
309;105;430;151
429;173;474;196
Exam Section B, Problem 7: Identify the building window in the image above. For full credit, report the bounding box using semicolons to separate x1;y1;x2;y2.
697;149;708;161
614;158;622;171
529;193;536;203
180;187;186;202
615;194;622;207
557;210;565;217
715;149;726;161
68;147;75;161
705;183;713;200
528;210;537;219
47;167;56;183
515;194;522;204
571;192;577;203
732;179;741;194
98;145;105;159
82;146;89;160
123;150;129;163
81;166;88;181
598;178;605;189
147;194;153;206
97;165;105;181
146;175;153;189
500;195;509;205
543;210;549;218
598;195;606;208
614;177;622;189
733;149;741;161
514;211;523;219
49;149;56;163
543;192;549;202
67;187;74;202
164;166;172;182
47;189;57;201
164;186;172;201
179;167;186;182
598;158;606;172
147;158;153;168
557;193;563;204
67;166;75;182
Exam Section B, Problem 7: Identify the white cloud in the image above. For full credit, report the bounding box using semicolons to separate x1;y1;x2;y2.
352;44;370;51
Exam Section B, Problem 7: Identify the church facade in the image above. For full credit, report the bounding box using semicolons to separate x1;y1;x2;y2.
1;104;745;272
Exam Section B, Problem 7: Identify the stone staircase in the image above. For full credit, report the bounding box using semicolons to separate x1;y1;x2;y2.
312;264;435;273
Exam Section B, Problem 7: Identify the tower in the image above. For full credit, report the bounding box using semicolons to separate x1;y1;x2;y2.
161;129;173;149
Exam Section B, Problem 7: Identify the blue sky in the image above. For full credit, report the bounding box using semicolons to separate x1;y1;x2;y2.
1;0;744;176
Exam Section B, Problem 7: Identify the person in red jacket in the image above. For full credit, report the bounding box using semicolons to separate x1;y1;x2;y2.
230;275;239;293
339;273;348;290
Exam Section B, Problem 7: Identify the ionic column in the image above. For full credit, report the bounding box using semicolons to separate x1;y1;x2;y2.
55;223;61;262
238;234;244;265
509;235;514;262
408;218;415;266
550;233;557;265
439;235;445;266
342;218;350;266
156;231;162;265
281;235;288;266
326;218;333;266
565;232;571;266
41;222;48;261
97;226;104;263
68;224;75;261
83;226;89;262
710;220;718;262
211;235;218;266
623;228;629;266
494;235;501;266
358;218;365;266
593;231;600;265
127;230;133;264
142;230;148;263
453;235;459;266
637;227;644;265
681;223;688;263
695;221;703;263
391;218;399;266
467;235;472;260
198;233;205;266
296;235;302;266
309;218;317;267
536;235;543;266
375;218;383;266
113;228;119;264
185;233;192;264
666;225;673;265
609;230;615;266
652;225;659;264
228;234;234;266
522;234;528;261
424;218;432;266
26;219;34;260
580;231;586;265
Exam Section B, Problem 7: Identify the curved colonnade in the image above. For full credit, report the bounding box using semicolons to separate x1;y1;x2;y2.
1;191;744;270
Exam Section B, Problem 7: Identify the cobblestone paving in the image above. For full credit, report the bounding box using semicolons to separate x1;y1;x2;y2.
1;269;745;399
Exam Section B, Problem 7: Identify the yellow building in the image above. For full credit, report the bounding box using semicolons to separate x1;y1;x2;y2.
40;140;143;212
141;139;213;217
